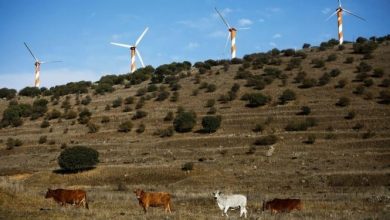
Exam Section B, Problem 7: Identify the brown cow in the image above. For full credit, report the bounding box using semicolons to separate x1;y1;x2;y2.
133;189;172;213
263;198;303;214
45;188;89;209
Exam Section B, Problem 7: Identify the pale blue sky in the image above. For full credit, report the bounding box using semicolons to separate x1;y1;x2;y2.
0;0;389;90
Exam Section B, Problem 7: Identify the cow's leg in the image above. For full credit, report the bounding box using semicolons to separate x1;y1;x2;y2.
224;206;229;217
166;203;172;213
240;207;247;218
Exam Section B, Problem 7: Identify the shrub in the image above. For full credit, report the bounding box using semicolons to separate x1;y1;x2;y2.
311;58;325;68
132;110;148;120
31;98;49;120
19;87;41;97
124;96;135;105
192;89;199;96
253;123;264;133
112;97;123;108
78;108;92;124
170;91;179;102
372;68;384;78
47;109;62;120
380;79;390;88
345;111;356;120
318;73;331;86
285;118;317;131
206;99;216;108
58;146;99;172
94;83;114;95
305;134;316;144
353;85;365;95
38;135;47;144
294;71;306;83
64;110;77;119
207;107;217;115
156;90;170;101
164;111;174;121
123;105;132;112
352;122;364;131
279;89;296;104
244;93;271;107
173;111;196;132
286;58;302;70
41;120;50;128
6;138;23;149
302;43;311;49
254;135;277;146
154;126;174;137
336;79;348;88
298;106;311;115
118;121;133;132
87;122;100;133
201;115;222;133
136;123;146;134
0;88;16;100
327;53;338;62
336;97;350;107
356;62;372;73
101;116;110;124
206;84;217;93
379;90;390;104
300;78;317;88
135;98;145;109
363;79;374;87
362;130;375;139
344;56;354;64
81;95;92;105
330;69;341;77
181;162;194;172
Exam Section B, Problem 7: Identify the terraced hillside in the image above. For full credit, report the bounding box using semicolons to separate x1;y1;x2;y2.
1;38;390;219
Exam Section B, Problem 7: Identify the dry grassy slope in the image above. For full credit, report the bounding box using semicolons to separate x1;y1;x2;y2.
0;43;390;219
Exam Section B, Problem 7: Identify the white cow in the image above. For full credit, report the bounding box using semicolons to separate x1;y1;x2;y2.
213;190;248;218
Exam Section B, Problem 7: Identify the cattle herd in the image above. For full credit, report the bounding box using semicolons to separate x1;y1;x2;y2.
45;187;303;217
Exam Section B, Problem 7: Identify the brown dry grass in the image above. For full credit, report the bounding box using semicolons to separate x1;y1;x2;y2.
1;42;390;219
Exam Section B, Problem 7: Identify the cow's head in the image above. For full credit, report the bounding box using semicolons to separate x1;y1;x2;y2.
133;189;144;199
45;189;53;198
212;190;221;200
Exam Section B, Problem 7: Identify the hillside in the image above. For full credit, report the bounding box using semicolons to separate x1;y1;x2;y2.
1;38;390;219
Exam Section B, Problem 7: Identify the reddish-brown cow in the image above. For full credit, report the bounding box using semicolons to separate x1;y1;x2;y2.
133;189;172;213
45;188;89;209
263;198;303;214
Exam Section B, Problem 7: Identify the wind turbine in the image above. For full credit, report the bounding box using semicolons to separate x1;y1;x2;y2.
215;7;237;59
24;42;62;88
327;0;365;45
111;27;149;73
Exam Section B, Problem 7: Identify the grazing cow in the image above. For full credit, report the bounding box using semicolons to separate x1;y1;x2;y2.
263;198;303;214
213;190;248;218
133;189;172;213
45;188;89;209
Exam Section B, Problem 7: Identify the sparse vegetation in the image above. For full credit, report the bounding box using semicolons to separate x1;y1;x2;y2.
118;121;133;132
279;89;296;104
254;134;277;146
173;111;196;132
201;115;222;133
336;97;350;107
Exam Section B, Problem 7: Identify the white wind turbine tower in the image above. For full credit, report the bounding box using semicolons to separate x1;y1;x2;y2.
24;42;62;88
327;0;365;45
111;27;149;73
215;7;237;59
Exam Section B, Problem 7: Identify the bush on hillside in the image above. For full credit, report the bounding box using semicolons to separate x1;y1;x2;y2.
87;122;100;133
254;135;277;146
336;97;350;107
285;118;317;131
19;87;41;97
379;90;390;104
132;110;148;120
300;78;317;88
243;93;271;107
344;57;354;64
112;97;123;108
173;111;196;133
0;88;16;100
78;108;92;124
81;95;92;105
58;146;99;172
201;115;222;133
6;138;23;150
279;89;296;104
298;106;311;115
118;121;133;132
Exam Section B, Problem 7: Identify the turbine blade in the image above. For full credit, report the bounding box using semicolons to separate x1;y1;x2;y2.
224;32;231;51
110;42;132;48
24;42;38;61
326;10;338;21
343;9;366;21
135;27;149;46
338;0;342;7
215;7;231;29
135;48;145;68
40;61;62;64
